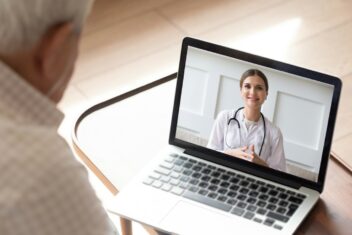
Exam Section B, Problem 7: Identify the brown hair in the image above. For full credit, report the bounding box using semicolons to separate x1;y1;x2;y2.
240;69;268;92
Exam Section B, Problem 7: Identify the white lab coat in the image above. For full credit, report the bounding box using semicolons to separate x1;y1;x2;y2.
207;109;287;172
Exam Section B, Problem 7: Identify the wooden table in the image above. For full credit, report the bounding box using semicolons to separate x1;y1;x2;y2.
73;73;352;235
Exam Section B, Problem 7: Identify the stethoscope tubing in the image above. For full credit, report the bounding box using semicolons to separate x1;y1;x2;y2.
225;107;266;156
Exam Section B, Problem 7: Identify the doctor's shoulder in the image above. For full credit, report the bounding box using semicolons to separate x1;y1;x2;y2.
215;109;233;123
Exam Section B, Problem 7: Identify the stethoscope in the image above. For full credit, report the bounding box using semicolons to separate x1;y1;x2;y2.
225;107;266;156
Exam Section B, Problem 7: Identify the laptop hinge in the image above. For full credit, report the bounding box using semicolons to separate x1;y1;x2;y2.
184;148;301;190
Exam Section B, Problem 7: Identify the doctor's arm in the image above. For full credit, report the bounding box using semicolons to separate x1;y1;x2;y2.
207;112;226;151
267;129;287;172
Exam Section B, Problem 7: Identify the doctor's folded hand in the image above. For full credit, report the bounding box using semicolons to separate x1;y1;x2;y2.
224;145;268;167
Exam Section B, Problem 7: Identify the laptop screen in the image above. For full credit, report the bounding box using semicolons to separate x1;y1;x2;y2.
170;37;341;191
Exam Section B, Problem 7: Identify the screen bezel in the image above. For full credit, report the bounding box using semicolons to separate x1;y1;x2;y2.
169;37;342;193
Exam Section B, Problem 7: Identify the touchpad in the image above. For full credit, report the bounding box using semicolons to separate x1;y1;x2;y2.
159;201;262;235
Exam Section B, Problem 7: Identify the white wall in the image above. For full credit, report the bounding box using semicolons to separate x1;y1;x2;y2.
177;47;334;174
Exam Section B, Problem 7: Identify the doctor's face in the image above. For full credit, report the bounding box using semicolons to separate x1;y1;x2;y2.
241;75;268;109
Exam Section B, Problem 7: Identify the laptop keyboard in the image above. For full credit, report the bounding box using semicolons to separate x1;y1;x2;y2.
143;153;306;230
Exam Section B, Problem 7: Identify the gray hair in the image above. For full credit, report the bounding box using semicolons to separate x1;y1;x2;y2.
0;0;94;54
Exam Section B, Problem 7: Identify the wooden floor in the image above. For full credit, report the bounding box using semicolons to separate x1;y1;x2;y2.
57;0;352;234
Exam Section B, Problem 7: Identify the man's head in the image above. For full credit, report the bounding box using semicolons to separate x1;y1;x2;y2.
0;0;93;103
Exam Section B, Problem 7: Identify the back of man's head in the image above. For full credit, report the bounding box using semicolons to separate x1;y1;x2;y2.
0;0;93;54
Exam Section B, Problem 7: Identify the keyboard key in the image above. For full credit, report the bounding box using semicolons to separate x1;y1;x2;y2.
266;204;277;211
180;176;189;182
297;193;306;199
230;185;239;191
143;177;154;185
268;197;278;204
165;156;175;163
183;162;193;169
208;185;218;191
170;179;179;186
161;184;172;191
192;166;202;172
287;204;298;216
220;182;230;188
149;172;161;179
259;186;268;193
267;211;289;223
246;197;257;204
268;189;278;197
183;169;192;176
171;187;184;195
201;169;211;174
183;191;232;212
152;181;163;188
155;168;170;176
237;202;247;209
244;211;255;220
253;217;263;223
279;193;288;200
218;195;228;202
208;192;218;199
201;175;211;182
227;199;237;205
249;183;259;190
211;172;221;178
192;172;201;179
218;188;228;195
179;156;187;160
210;178;220;184
237;194;247;201
189;159;197;163
257;208;267;215
221;174;230;181
247;205;257;212
199;182;209;188
198;189;208;196
274;225;283;230
264;218;275;226
239;188;249;194
189;186;198;192
170;172;180;179
231;207;245;216
277;207;287;214
240;180;249;187
279;200;288;207
237;175;245;179
230;177;239;184
288;196;303;204
174;159;184;166
160;162;173;169
227;191;237;198
259;194;269;201
169;153;178;158
257;200;266;208
249;191;259;197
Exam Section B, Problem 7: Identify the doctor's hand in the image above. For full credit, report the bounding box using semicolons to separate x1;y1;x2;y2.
224;146;253;161
224;145;268;167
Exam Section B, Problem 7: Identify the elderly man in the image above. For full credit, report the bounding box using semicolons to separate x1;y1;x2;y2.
0;0;117;234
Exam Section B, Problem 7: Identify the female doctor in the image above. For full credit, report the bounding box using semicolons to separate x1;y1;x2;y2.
207;69;287;172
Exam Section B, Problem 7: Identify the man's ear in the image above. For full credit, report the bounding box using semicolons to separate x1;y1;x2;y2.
35;22;75;80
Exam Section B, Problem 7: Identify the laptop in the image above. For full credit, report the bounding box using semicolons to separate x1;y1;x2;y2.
110;37;342;234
